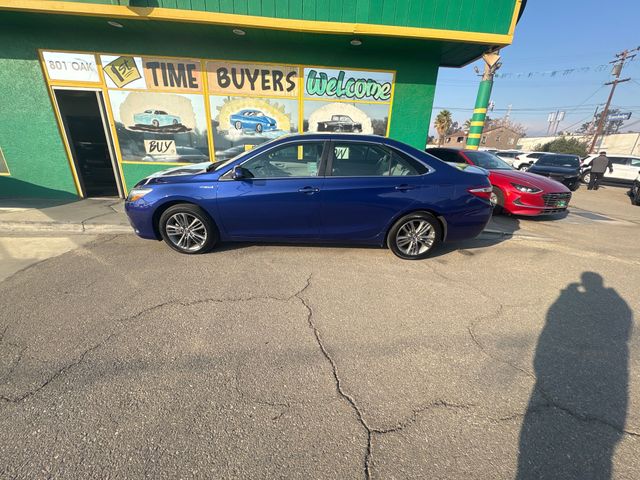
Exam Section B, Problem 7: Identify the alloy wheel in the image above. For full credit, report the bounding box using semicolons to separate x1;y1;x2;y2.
165;213;208;252
489;192;498;207
395;219;435;256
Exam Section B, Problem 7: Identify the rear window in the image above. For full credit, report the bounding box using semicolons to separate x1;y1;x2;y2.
536;155;580;167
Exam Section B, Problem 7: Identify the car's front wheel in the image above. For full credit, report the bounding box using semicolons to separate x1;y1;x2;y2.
255;124;263;133
518;164;529;171
388;213;441;260
632;183;640;205
581;171;591;184
159;204;218;254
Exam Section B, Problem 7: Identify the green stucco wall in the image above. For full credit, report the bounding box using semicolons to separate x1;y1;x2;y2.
69;0;518;35
0;13;439;198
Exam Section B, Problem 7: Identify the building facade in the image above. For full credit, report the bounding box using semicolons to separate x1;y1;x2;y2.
443;126;521;150
0;0;524;199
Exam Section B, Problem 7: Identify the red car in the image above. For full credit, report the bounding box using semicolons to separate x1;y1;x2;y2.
426;148;571;216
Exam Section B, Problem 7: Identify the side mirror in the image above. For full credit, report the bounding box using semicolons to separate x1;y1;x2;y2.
232;166;252;180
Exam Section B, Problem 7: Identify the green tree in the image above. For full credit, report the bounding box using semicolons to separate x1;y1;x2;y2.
535;136;589;157
434;110;453;146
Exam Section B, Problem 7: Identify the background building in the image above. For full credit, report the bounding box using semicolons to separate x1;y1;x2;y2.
0;0;524;199
443;126;522;150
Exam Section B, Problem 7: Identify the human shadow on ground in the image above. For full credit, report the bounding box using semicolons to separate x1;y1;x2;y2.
516;272;633;479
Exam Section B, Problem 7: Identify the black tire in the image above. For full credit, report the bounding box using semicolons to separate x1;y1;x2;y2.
387;212;441;260
172;119;179;125
569;183;580;192
581;171;591;185
255;123;263;133
152;119;160;128
518;164;529;171
633;184;640;206
159;204;218;254
235;121;242;130
490;187;505;215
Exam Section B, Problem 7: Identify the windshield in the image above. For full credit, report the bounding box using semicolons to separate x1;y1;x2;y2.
464;151;513;170
536;155;580;168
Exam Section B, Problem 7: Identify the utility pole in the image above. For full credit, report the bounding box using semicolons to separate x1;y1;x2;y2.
588;47;639;153
466;50;501;150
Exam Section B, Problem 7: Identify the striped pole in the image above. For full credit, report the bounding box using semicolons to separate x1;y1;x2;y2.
466;79;493;150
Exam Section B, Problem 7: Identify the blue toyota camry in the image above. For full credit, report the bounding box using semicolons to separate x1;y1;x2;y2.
125;134;493;259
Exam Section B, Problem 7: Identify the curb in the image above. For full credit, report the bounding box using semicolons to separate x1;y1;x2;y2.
0;221;133;234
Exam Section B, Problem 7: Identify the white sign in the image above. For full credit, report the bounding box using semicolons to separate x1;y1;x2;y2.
42;51;100;83
144;139;177;156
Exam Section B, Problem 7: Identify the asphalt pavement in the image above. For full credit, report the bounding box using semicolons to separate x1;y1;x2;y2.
0;185;639;479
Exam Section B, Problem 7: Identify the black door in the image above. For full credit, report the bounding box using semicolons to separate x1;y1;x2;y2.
54;90;121;197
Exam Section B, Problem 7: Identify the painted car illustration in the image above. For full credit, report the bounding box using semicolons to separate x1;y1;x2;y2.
230;109;277;133
317;115;362;133
133;110;181;128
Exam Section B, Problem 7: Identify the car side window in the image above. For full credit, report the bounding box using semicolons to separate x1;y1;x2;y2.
629;159;640;168
427;149;460;163
530;153;544;159
610;157;628;165
331;143;390;177
388;149;427;176
241;142;324;178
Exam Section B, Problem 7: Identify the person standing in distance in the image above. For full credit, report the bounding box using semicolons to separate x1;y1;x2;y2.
588;151;613;190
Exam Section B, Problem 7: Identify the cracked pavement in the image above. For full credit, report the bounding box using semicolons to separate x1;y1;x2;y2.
1;186;639;479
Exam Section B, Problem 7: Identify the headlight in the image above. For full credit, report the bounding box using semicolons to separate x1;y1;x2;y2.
511;183;542;194
127;188;153;202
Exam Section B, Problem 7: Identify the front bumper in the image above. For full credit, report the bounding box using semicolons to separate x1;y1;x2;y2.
506;191;571;216
124;200;160;240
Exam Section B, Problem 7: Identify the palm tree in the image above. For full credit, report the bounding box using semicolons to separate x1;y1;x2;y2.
434;110;453;146
463;119;472;130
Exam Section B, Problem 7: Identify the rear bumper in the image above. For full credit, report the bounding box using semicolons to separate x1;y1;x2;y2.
443;204;493;242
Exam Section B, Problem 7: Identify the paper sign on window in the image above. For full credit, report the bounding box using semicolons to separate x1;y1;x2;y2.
335;147;350;160
144;139;177;156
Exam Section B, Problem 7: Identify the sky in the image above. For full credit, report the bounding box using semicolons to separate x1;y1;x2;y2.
430;0;640;138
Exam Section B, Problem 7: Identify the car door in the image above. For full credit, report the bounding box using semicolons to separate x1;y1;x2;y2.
215;140;327;239
628;158;640;181
606;157;629;181
319;140;431;241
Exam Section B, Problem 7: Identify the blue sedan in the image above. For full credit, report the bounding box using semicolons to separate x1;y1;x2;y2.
125;134;493;259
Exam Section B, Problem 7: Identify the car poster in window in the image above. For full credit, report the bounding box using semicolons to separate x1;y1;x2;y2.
207;61;301;161
302;67;394;136
107;91;209;164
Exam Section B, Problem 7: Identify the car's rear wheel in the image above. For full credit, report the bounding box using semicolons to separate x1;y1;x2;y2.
388;213;441;260
159;204;218;254
234;121;242;130
255;124;263;133
152;119;160;128
490;187;505;215
518;164;529;171
633;184;640;205
581;171;591;184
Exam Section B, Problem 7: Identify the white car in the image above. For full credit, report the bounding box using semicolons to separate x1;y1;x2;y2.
512;152;547;170
581;154;640;185
495;150;523;164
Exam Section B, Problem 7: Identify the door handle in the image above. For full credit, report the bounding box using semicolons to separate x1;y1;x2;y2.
298;186;320;194
395;184;417;191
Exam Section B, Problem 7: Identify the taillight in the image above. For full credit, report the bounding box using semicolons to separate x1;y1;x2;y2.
468;185;493;200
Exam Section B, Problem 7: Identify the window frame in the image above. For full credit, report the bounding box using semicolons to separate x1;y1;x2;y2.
325;140;432;178
219;139;331;181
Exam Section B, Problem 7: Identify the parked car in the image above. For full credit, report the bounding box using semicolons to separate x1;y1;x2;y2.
512;151;547;170
527;154;581;191
495;150;523;164
125;134;493;259
230;109;277;133
317;115;362;133
133;110;181;128
426;148;571;215
580;154;640;185
630;172;640;205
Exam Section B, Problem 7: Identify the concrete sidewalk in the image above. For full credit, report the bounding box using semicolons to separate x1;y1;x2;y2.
0;198;132;234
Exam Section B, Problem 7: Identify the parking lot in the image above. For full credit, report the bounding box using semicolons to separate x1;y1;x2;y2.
1;185;639;479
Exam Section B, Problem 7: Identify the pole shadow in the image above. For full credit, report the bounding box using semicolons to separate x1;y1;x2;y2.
516;272;633;479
